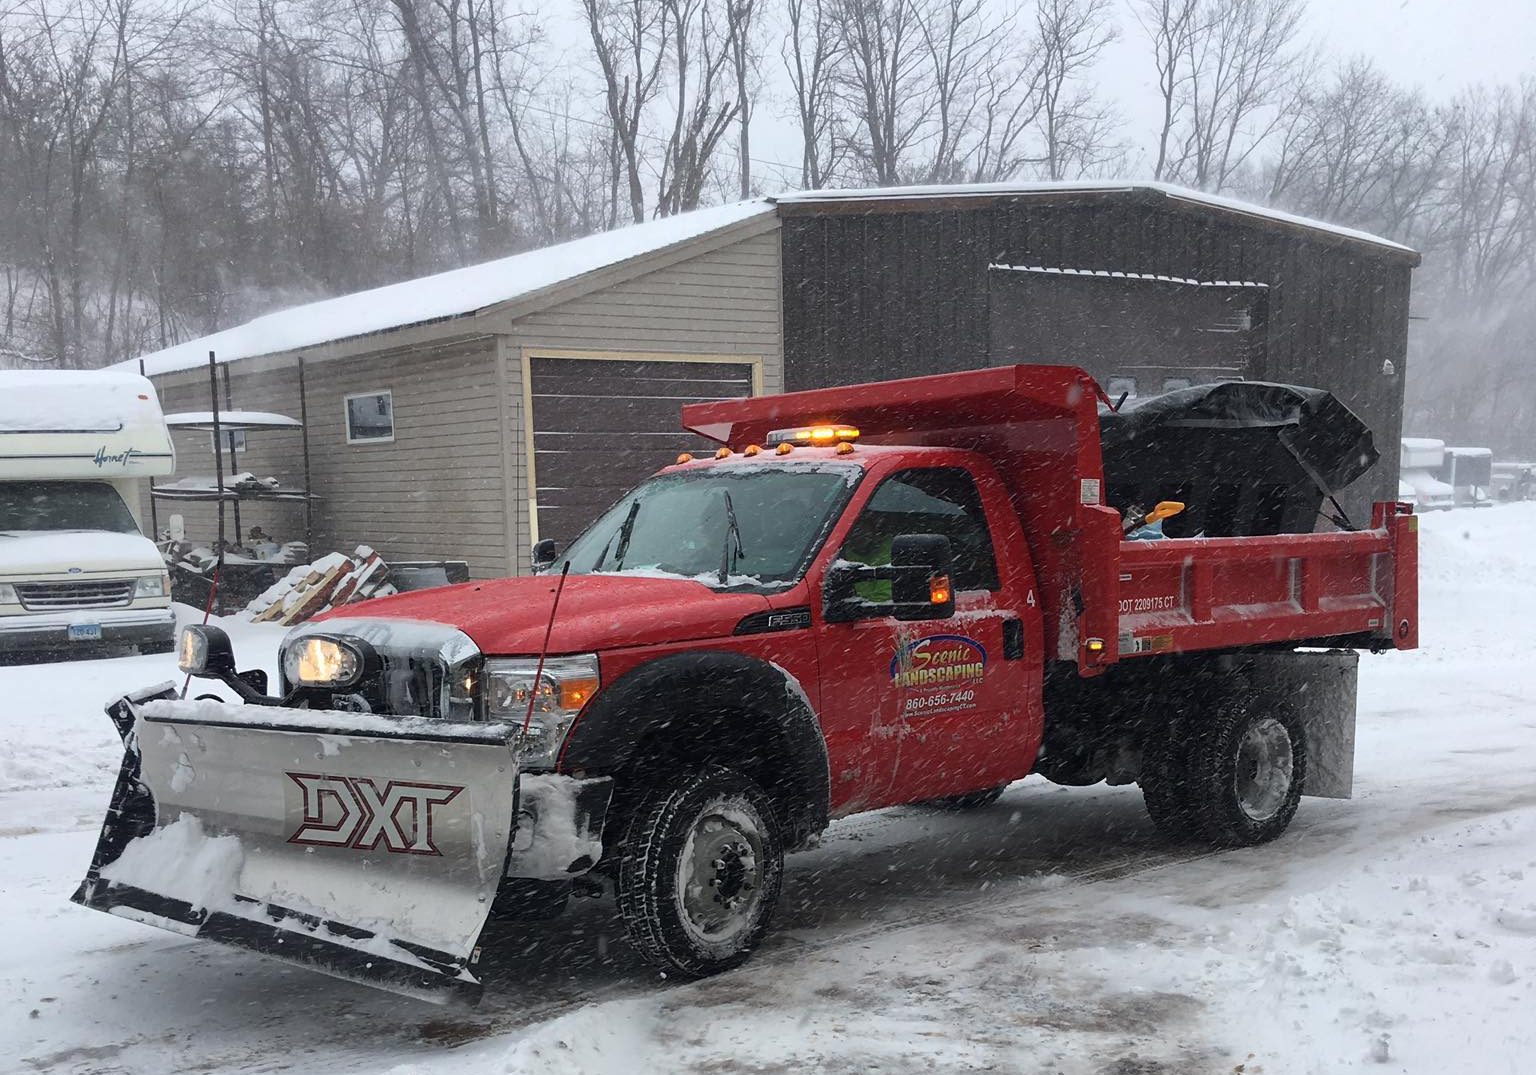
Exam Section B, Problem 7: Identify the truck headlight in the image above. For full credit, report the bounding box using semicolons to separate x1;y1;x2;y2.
134;572;170;599
484;654;599;769
283;636;364;688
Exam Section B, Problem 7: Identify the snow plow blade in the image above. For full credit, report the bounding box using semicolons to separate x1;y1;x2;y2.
72;685;520;1005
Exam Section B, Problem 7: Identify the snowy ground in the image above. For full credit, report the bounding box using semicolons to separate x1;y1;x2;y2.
3;506;1534;1075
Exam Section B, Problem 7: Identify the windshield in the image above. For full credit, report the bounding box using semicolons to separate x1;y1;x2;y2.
557;465;858;587
0;481;141;535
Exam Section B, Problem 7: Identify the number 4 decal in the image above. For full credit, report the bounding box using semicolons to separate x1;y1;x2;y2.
1026;590;1036;607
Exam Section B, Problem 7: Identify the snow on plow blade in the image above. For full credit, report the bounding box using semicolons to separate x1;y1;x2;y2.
73;684;520;1004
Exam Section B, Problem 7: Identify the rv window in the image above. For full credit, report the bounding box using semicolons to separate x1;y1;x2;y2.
344;390;394;444
1162;377;1193;392
0;481;140;534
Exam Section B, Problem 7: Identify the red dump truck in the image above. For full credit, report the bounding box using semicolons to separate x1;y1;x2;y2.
74;365;1418;1003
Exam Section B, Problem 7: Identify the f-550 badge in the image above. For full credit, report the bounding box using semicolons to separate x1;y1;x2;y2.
285;772;463;856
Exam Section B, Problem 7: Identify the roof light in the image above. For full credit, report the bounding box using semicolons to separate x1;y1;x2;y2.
676;452;695;464
835;441;856;455
743;444;762;456
766;425;860;447
776;442;794;455
715;447;732;459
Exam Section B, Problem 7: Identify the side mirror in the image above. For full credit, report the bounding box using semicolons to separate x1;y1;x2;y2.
531;538;560;571
823;533;955;623
168;513;186;543
890;534;955;619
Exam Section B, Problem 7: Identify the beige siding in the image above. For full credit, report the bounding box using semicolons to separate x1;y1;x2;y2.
151;340;513;580
500;228;783;572
302;343;510;578
145;223;783;581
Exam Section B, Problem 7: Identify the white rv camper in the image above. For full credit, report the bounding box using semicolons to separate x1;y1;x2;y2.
1399;437;1456;512
0;371;176;654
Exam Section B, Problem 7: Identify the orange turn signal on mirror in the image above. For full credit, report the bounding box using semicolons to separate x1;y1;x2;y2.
929;575;951;604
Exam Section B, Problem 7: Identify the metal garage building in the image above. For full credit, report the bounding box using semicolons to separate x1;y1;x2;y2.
127;182;1418;578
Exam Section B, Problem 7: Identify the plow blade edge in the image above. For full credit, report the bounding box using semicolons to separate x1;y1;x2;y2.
73;687;520;1004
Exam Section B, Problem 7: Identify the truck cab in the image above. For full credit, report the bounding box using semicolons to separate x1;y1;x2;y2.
0;372;176;655
73;365;1417;1001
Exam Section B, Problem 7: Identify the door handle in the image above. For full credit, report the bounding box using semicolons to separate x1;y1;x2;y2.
1003;618;1024;660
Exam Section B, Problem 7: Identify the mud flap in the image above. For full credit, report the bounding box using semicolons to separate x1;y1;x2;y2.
73;691;520;1004
1247;650;1358;799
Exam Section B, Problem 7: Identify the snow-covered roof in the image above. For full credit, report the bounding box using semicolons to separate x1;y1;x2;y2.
779;180;1417;256
121;199;775;377
119;179;1412;381
991;263;1269;289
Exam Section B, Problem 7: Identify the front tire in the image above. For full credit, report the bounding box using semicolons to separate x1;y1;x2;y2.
616;766;784;979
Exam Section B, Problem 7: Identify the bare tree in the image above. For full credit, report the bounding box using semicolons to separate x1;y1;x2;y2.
782;0;845;187
582;0;669;223
1170;0;1307;190
725;0;758;197
832;0;932;185
1131;0;1199;181
1031;0;1117;180
656;0;739;215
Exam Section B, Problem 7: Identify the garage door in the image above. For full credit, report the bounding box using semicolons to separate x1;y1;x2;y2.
987;266;1268;394
530;356;757;545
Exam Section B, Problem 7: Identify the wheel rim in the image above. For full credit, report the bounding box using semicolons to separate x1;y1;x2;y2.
1233;717;1294;823
675;800;767;950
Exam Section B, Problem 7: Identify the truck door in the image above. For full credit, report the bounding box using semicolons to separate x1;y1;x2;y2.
818;465;1033;809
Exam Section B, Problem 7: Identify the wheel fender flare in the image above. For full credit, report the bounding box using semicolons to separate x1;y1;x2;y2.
557;650;831;846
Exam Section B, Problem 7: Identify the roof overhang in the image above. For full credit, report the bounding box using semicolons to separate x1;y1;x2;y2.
773;181;1421;264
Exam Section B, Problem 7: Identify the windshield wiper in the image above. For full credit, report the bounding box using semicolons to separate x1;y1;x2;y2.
611;499;642;571
592;499;641;572
718;489;746;585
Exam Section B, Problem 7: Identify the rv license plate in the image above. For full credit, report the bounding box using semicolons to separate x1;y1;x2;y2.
68;624;103;642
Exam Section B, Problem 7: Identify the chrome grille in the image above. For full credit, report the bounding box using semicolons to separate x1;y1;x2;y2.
16;579;136;610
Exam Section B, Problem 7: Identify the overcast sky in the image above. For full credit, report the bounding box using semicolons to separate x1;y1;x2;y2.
1097;0;1536;173
545;0;1536;187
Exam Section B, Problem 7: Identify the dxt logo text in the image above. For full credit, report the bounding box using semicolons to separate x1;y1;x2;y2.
285;772;463;856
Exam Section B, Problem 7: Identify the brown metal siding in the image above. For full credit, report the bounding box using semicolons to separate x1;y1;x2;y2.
528;357;755;546
503;229;783;569
780;198;1412;514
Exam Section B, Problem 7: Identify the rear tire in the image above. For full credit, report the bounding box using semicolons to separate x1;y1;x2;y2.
1139;716;1201;841
921;784;1008;810
616;766;784;979
1185;703;1306;847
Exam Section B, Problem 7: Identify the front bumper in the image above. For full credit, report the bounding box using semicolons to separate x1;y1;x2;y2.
0;606;175;651
506;774;614;880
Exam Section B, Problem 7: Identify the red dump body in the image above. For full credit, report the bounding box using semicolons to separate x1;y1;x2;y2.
684;364;1418;674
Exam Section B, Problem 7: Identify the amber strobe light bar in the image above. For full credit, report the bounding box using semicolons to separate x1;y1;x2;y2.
764;425;860;447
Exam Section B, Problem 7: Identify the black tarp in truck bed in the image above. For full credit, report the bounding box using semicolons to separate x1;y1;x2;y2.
1098;381;1380;537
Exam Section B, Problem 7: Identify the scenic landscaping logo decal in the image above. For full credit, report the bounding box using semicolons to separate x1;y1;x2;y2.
891;634;988;716
891;634;987;689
